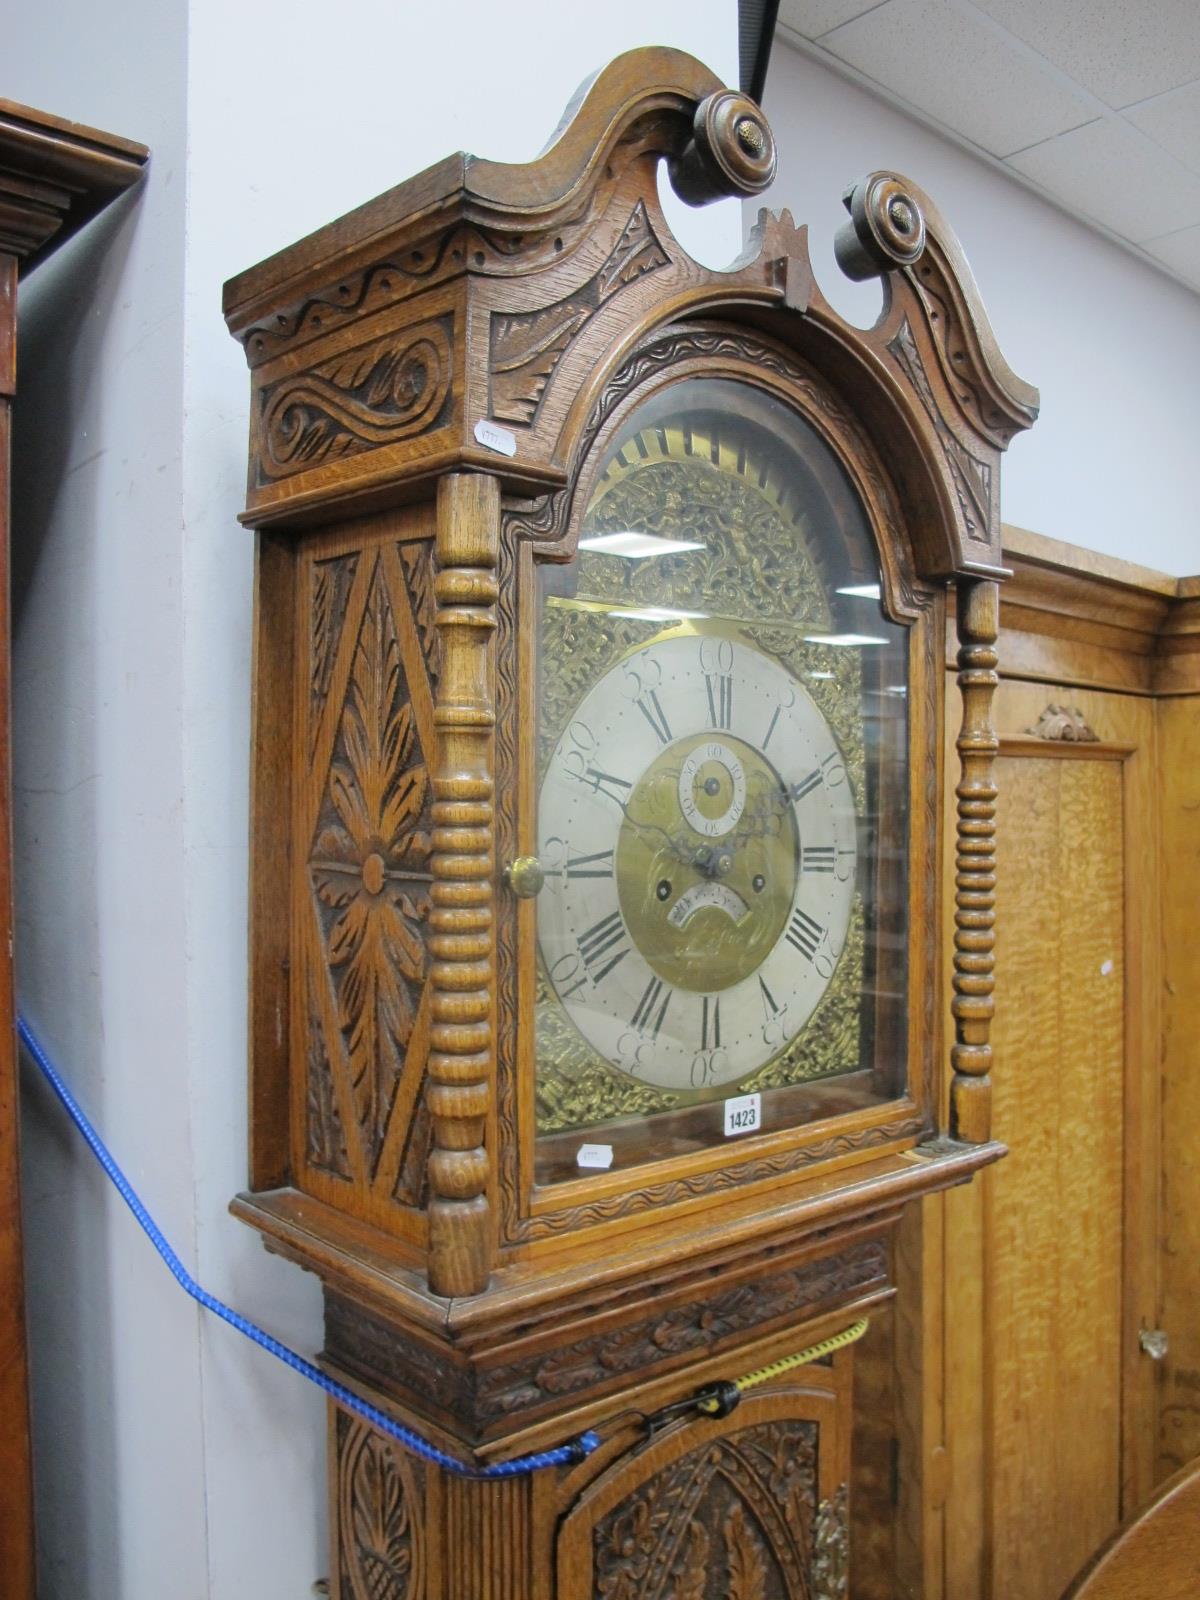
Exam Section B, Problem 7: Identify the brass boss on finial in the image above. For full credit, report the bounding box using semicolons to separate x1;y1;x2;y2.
668;90;777;205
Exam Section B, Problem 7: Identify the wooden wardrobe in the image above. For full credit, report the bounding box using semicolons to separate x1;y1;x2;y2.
0;101;146;1598
854;525;1200;1600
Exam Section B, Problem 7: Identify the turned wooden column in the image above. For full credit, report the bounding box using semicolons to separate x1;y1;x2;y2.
950;577;1000;1143
428;473;499;1295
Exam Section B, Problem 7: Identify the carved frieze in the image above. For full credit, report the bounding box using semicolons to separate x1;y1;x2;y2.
481;1240;884;1420
324;1239;886;1431
489;201;669;424
258;318;452;481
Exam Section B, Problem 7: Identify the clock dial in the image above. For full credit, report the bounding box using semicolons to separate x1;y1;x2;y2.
537;633;855;1089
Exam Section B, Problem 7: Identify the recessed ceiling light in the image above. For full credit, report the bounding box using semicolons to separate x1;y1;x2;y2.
577;531;704;559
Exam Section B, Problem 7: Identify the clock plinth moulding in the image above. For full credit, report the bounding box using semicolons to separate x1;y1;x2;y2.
224;46;1036;1596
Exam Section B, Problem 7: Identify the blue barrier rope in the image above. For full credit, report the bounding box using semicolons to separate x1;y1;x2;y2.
17;1014;601;1480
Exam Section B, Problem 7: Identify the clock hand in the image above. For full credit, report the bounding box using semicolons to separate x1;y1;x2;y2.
565;766;696;863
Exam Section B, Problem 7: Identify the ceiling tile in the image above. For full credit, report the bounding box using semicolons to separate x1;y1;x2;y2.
817;0;1098;158
777;0;886;40
1007;117;1200;241
1125;80;1200;173
1141;223;1200;291
973;0;1200;109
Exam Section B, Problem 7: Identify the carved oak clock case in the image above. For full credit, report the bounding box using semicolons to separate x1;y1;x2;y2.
223;48;1036;1599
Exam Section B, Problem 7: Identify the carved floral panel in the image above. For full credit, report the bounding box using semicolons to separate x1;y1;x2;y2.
591;1420;821;1600
337;1412;425;1600
303;541;438;1199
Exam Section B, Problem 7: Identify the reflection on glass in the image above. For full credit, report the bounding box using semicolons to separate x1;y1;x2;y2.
532;378;910;1180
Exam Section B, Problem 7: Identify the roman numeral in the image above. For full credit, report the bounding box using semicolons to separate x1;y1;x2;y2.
759;975;782;1018
631;975;671;1039
577;766;632;806
788;769;822;802
785;909;825;962
577;912;629;984
801;846;836;873
635;690;672;746
701;995;722;1051
787;752;846;803
566;848;614;879
705;673;733;731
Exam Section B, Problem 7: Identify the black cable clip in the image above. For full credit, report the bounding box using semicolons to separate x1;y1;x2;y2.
643;1379;742;1438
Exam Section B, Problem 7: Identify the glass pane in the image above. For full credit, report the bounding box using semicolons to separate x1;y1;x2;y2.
532;377;909;1182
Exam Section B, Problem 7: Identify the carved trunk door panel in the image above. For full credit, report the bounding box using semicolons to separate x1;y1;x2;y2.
294;514;441;1237
557;1385;851;1600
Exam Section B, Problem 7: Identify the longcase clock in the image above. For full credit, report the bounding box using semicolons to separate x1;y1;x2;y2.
223;47;1037;1598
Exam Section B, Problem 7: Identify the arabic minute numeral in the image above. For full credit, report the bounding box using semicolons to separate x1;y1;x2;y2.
699;637;734;731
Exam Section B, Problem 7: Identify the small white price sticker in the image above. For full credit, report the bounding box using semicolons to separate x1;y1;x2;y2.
724;1093;762;1138
576;1142;614;1170
473;418;518;457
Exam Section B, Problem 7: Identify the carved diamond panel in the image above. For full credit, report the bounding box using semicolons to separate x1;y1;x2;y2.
303;543;437;1186
311;553;359;749
592;1420;819;1600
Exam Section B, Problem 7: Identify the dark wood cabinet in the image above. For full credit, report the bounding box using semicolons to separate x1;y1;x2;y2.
0;98;146;1600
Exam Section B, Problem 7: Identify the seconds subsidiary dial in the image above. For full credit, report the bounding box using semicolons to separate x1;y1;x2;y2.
537;631;856;1093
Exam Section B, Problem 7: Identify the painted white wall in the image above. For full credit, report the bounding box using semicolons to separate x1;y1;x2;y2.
8;3;739;1597
759;38;1200;576
7;2;207;1597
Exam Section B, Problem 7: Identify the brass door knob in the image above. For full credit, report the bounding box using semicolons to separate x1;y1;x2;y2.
505;857;545;899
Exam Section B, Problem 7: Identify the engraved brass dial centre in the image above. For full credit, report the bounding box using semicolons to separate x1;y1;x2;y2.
615;731;798;993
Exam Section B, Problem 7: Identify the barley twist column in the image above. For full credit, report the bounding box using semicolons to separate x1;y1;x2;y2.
427;473;498;1296
950;578;999;1144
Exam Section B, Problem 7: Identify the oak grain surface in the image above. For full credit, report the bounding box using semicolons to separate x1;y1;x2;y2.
1059;1454;1200;1600
1157;696;1200;1479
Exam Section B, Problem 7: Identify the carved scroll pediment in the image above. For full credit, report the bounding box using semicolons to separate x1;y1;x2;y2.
489;201;669;424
